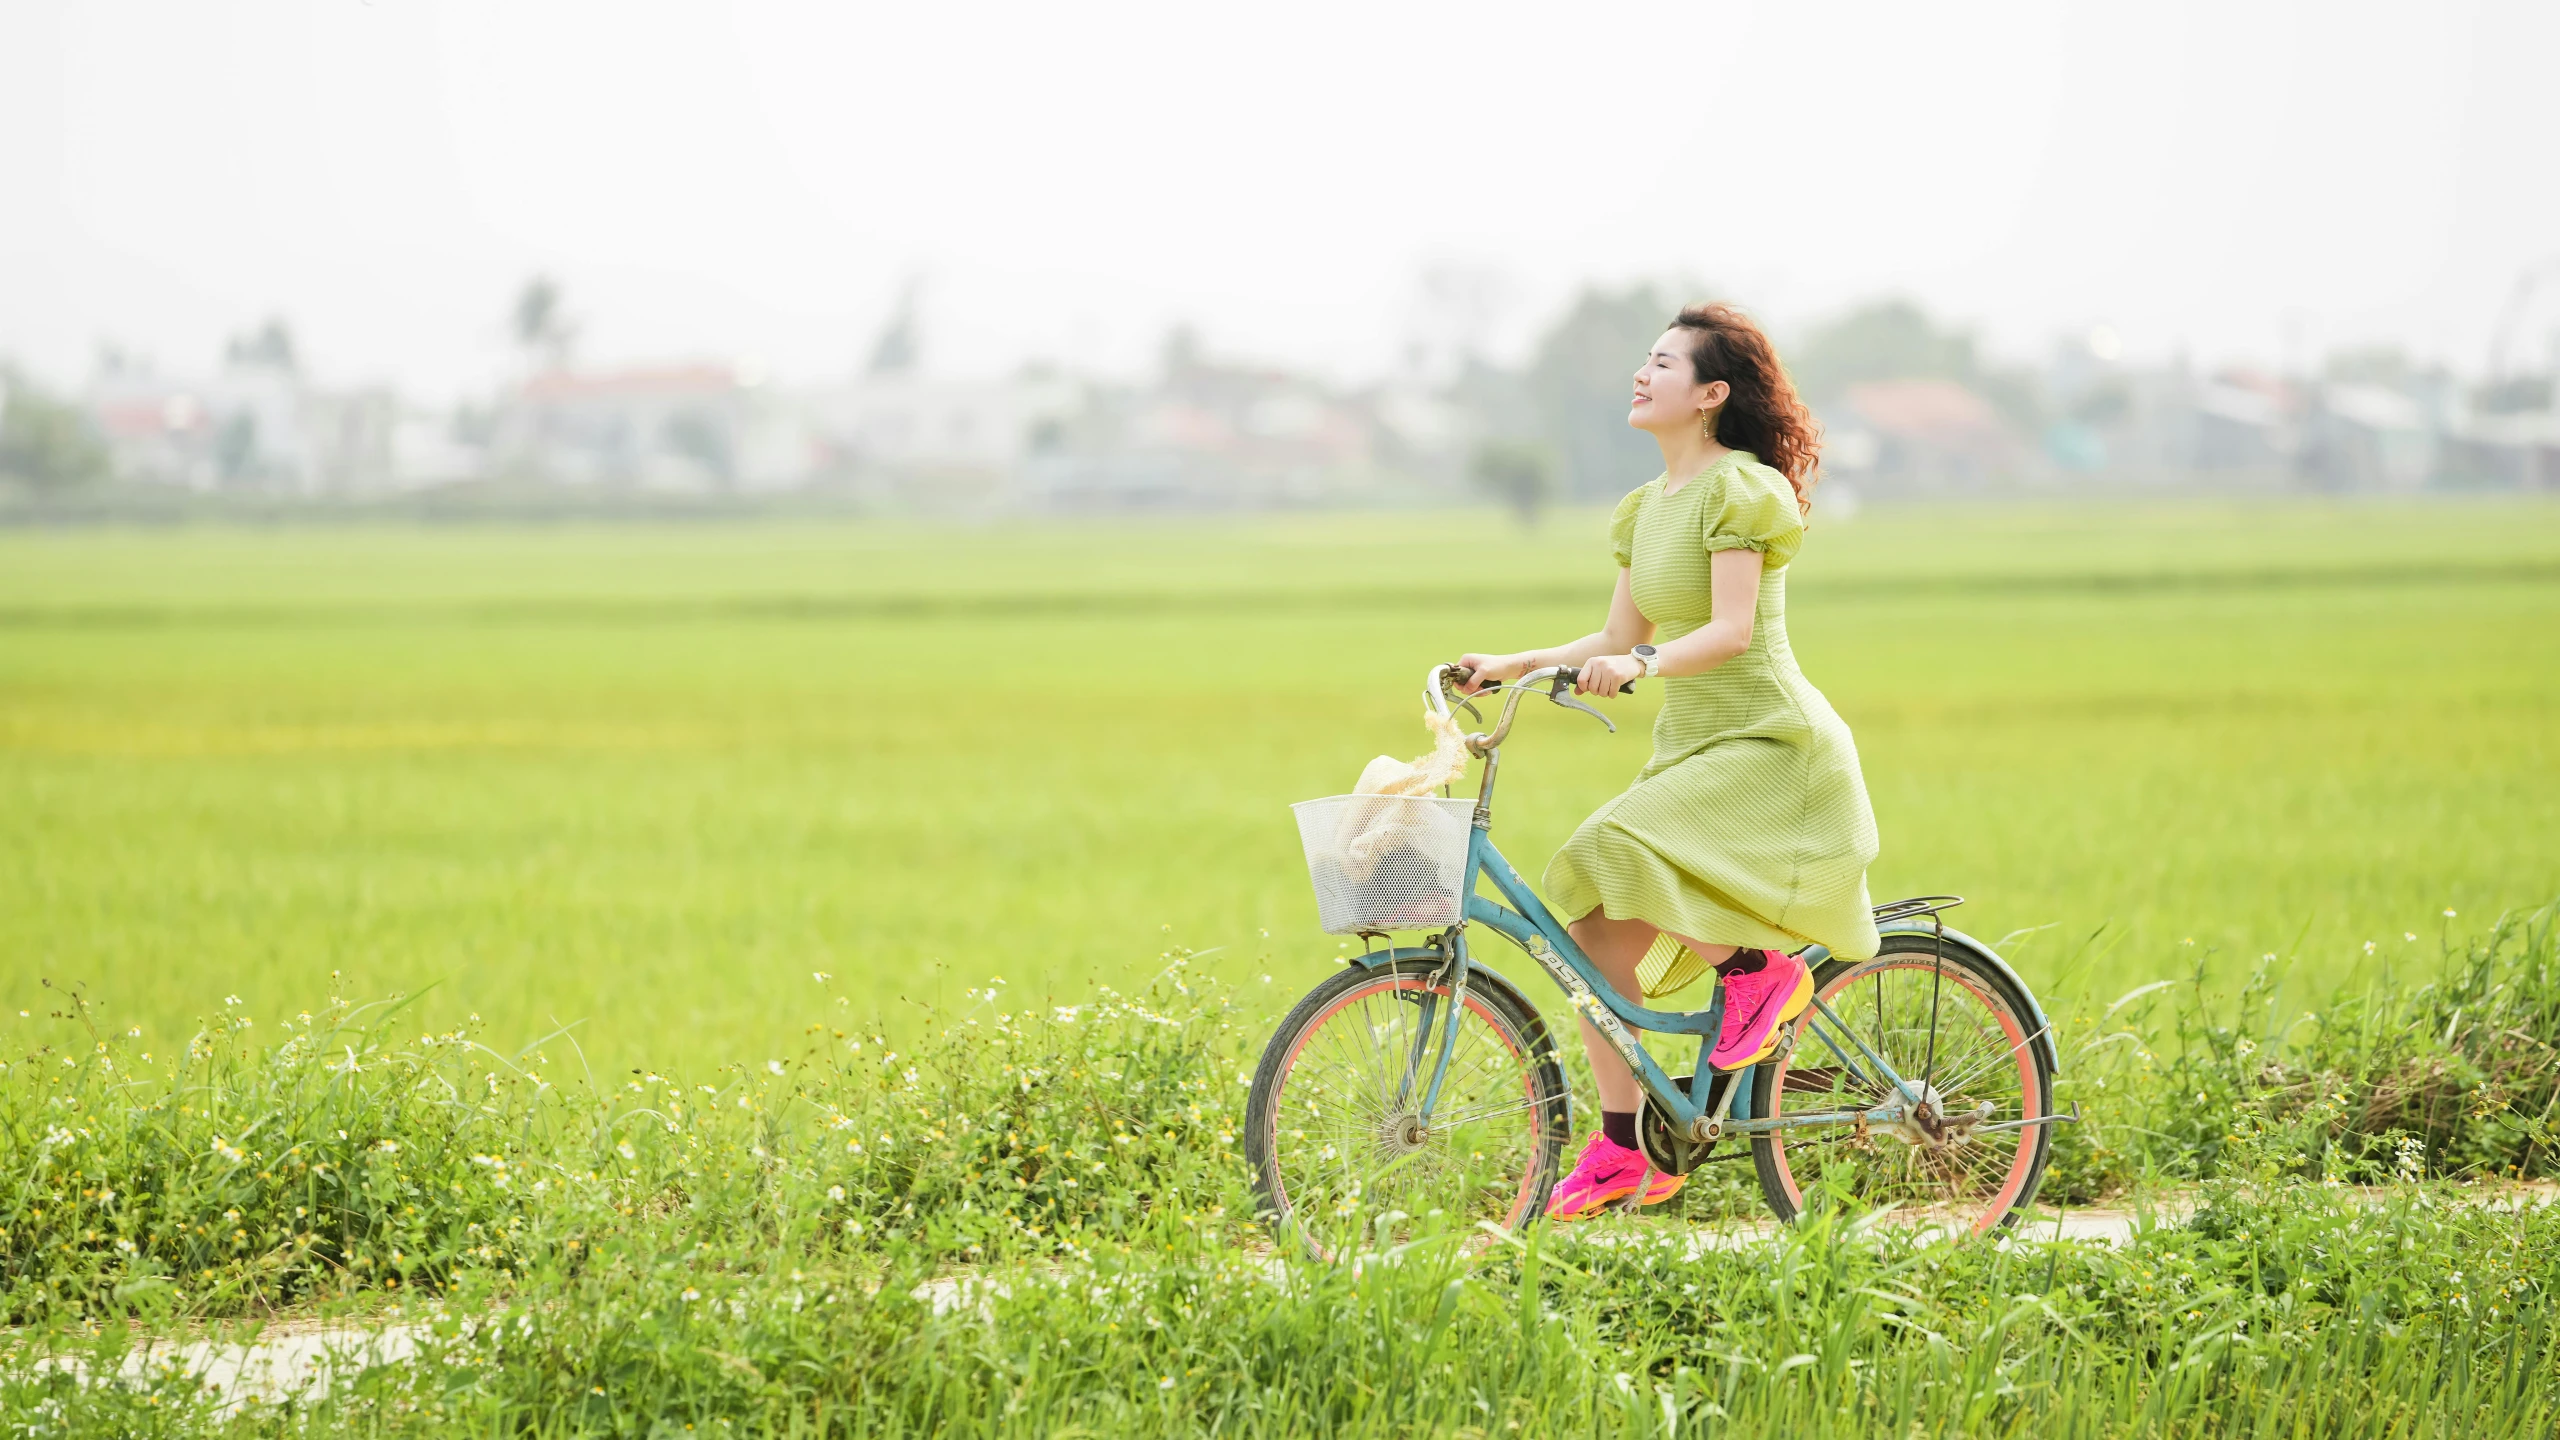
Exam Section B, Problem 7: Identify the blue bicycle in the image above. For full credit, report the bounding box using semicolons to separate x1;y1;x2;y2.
1245;664;2066;1259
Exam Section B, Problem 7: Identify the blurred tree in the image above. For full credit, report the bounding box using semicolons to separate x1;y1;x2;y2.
1790;299;1977;403
1793;299;2046;433
0;366;109;492
512;276;576;373
1469;437;1559;525
868;283;922;376
2475;374;2554;415
1158;325;1205;384
214;413;261;484
224;318;298;371
1527;284;1678;499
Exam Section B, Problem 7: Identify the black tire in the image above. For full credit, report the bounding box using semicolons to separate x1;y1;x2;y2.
1748;934;2055;1234
1245;959;1571;1260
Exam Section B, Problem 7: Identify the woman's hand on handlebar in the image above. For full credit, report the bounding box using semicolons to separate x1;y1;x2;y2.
1454;653;1529;696
1575;653;1642;698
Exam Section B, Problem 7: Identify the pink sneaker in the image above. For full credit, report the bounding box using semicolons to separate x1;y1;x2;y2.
1544;1132;1684;1220
1708;949;1814;1071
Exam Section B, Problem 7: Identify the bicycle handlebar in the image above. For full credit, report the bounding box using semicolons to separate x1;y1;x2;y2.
1426;662;1630;753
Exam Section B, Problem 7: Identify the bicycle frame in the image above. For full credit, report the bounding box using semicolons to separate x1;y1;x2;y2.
1346;664;1961;1149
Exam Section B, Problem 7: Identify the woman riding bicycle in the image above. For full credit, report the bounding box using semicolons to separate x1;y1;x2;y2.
1457;303;1882;1221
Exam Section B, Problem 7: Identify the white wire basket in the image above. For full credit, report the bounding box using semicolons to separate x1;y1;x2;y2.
1290;794;1476;935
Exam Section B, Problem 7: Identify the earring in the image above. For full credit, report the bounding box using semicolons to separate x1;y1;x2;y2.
1700;412;1713;439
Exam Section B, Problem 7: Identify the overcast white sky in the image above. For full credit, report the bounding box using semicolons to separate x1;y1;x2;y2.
4;0;2556;401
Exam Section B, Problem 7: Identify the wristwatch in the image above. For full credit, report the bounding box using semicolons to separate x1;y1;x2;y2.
1631;644;1660;678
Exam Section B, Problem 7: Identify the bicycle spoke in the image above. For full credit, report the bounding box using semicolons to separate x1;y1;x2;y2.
1261;975;1549;1257
1430;1093;1545;1129
1931;1022;2049;1103
1764;954;2041;1235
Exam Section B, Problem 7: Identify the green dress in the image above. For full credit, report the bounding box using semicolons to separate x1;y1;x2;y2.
1543;451;1882;983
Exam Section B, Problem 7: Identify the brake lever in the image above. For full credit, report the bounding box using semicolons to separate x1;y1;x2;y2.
1545;688;1617;733
1431;663;1487;724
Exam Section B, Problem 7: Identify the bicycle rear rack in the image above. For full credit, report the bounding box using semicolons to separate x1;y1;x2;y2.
1871;894;1965;926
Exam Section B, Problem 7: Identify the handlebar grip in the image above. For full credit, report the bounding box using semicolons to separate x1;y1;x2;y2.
1555;666;1634;696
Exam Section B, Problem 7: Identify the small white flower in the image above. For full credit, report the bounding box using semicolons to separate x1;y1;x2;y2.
617;1141;637;1160
2405;932;2418;942
767;1060;785;1077
812;971;831;982
2444;909;2457;919
682;1288;701;1302
374;1139;399;1154
1158;1375;1176;1391
827;1185;846;1201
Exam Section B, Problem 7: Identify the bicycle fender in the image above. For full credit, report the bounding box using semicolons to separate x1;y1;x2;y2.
1867;922;2061;1077
1340;948;1554;1047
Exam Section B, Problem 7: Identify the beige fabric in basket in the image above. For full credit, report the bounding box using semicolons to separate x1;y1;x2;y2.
1335;710;1470;880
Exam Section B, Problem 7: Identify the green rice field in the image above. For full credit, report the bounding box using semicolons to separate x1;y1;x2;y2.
2;498;2556;1074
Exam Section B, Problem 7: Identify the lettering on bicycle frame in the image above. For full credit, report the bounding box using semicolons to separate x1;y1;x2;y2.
1522;933;1648;1073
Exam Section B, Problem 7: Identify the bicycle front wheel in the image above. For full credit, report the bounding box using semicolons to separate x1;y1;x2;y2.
1749;934;2054;1235
1245;961;1570;1260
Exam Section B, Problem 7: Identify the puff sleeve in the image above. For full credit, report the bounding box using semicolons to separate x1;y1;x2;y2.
1606;485;1647;569
1701;461;1804;571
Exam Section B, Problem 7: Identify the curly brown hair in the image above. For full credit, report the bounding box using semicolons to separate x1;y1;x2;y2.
1673;303;1820;516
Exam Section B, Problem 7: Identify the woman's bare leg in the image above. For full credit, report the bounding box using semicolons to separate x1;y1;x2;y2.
1567;910;1741;1113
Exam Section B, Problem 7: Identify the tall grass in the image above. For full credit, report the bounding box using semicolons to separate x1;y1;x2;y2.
4;914;2558;1433
13;1178;2555;1435
2045;900;2560;1200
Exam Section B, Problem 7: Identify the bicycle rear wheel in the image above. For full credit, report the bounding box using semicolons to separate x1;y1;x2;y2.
1749;934;2054;1235
1245;961;1570;1260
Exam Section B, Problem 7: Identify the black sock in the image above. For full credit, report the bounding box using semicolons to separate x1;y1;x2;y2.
1716;948;1768;978
1601;1109;1639;1150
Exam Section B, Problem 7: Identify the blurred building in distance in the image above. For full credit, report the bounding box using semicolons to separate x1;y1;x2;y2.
2448;409;2560;489
82;340;407;496
1820;379;2028;491
1004;333;1457;511
20;288;2558;509
812;367;1078;507
490;364;811;493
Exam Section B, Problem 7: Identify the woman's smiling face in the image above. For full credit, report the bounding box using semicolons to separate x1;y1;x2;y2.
1628;328;1729;435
